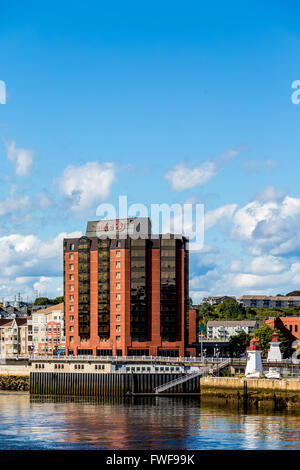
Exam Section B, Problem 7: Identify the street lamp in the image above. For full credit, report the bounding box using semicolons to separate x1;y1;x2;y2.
200;333;204;362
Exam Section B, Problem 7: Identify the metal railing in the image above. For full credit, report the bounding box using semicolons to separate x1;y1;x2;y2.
154;359;231;393
0;353;299;366
154;369;207;393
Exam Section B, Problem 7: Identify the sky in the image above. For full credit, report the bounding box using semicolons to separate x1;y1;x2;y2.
1;0;300;302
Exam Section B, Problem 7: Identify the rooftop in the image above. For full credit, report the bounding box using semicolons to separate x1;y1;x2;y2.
238;295;300;301
207;320;258;327
31;303;64;315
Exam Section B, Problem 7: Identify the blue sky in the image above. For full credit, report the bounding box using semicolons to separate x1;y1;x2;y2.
1;0;300;302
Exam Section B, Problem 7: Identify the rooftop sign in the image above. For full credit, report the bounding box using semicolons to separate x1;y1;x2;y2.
86;217;151;239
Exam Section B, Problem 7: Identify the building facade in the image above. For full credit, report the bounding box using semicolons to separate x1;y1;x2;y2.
32;303;65;354
64;218;191;357
206;320;258;340
238;295;300;309
0;317;32;356
265;317;300;342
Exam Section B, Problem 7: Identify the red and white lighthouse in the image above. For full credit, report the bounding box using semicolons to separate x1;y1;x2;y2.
245;337;264;378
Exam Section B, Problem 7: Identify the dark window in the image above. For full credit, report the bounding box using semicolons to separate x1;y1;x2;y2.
78;237;91;340
158;349;179;357
160;238;177;342
96;349;112;356
130;239;148;341
98;239;110;338
127;349;149;356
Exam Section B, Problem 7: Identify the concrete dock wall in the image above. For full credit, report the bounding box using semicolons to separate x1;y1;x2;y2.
201;376;300;392
200;377;300;409
30;372;201;396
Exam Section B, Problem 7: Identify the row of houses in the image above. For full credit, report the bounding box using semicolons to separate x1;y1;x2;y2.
0;303;65;356
203;295;300;309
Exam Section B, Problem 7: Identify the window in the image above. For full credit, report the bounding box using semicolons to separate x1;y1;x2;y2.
116;304;120;311
69;274;74;281
116;272;120;279
70;243;75;250
116;251;120;257
116;315;120;322
290;325;293;331
70;336;74;342
116;336;121;342
69;253;74;260
69;284;74;291
69;264;74;271
69;305;74;312
116;325;120;332
116;261;120;268
69;326;74;332
69;295;74;301
116;283;120;290
116;293;121;300
69;315;74;322
295;325;298;333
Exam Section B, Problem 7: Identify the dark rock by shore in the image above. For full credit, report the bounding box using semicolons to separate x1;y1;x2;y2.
0;375;29;391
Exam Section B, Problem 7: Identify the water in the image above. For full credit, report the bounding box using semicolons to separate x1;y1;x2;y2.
0;391;300;450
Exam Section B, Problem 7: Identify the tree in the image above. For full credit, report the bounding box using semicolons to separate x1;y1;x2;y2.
214;299;246;320
286;291;300;297
229;331;251;357
34;297;50;306
34;296;64;306
252;324;291;358
197;302;215;322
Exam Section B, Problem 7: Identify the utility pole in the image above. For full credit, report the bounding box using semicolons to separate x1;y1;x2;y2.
200;333;203;362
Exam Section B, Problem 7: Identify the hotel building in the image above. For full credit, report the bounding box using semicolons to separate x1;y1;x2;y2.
63;217;193;357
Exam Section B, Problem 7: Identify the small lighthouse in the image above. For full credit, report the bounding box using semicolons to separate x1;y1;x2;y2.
265;332;282;379
245;337;264;378
267;332;283;362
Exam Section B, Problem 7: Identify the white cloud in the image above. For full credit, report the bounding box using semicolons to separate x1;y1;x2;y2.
165;161;217;191
205;204;237;230
165;147;241;191
6;141;34;176
0;193;30;217
231;186;300;256
189;260;300;302
247;255;287;275
58;161;116;213
242;159;279;172
33;276;55;297
0;230;82;301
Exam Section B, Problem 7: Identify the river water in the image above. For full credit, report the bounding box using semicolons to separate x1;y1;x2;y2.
0;391;300;450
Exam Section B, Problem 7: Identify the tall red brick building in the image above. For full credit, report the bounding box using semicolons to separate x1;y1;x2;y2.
64;218;195;357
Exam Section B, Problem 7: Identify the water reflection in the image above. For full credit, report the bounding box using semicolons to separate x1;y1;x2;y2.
0;392;300;449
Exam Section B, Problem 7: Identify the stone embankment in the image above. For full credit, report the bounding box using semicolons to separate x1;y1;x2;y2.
0;374;29;391
200;377;300;409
